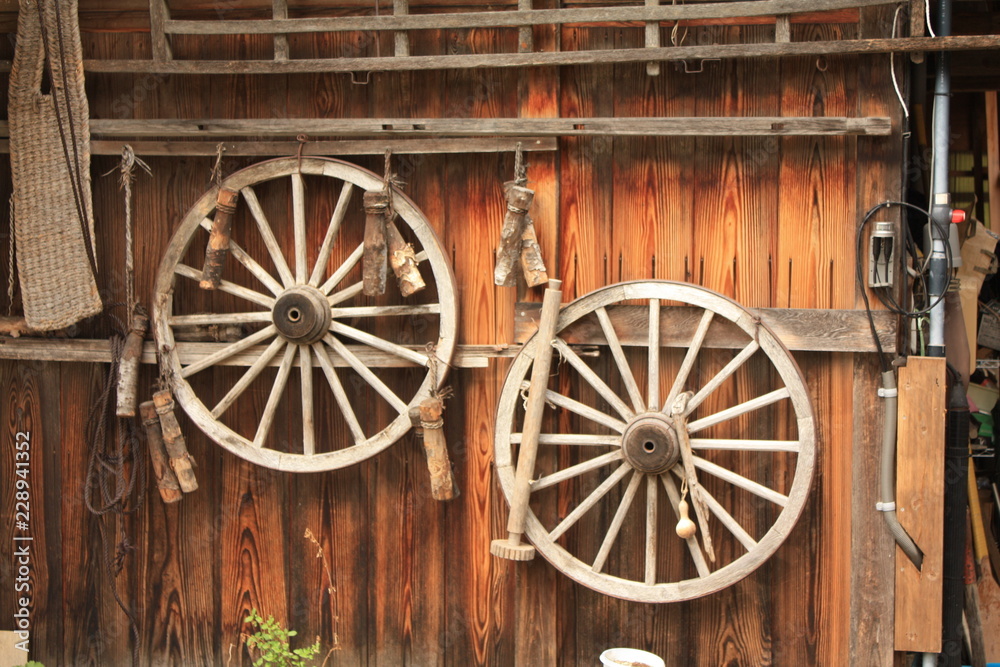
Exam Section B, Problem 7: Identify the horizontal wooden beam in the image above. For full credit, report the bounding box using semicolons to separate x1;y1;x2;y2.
0;339;504;368
514;302;898;353
0;117;890;138
161;0;892;34
51;35;1000;74
0;137;558;157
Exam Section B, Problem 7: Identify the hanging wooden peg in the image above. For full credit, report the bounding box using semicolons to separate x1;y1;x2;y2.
386;219;426;297
153;388;199;493
140;400;182;504
115;308;148;417
199;187;240;290
409;349;457;501
363;190;390;296
495;144;548;287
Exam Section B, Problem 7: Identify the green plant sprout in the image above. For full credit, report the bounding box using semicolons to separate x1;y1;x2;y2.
243;609;321;667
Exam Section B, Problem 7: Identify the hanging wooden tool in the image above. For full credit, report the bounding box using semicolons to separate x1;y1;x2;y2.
140;400;182;503
495;144;548;288
115;309;148;417
363;150;426;297
153;388;199;493
8;0;102;330
409;349;457;501
199;187;240;290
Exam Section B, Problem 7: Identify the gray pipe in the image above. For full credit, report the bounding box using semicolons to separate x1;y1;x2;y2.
879;370;923;567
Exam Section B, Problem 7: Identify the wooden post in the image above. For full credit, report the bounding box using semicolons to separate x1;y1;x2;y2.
645;0;661;76
393;0;410;57
495;183;534;286
363;191;390;296
411;398;457;501
519;217;548;287
152;388;199;493
491;278;562;561
148;0;173;62
385;220;426;296
273;0;290;61
115;310;149;417
140;401;183;503
199;187;240;290
987;92;1000;232
518;0;533;53
775;15;791;42
910;0;925;63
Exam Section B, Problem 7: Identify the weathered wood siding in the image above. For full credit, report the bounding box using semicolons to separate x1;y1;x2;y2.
1;6;901;665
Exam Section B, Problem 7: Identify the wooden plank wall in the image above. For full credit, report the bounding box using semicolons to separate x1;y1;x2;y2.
0;7;904;666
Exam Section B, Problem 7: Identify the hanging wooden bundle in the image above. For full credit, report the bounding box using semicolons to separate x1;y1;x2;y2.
114;309;148;417
410;396;457;501
199;187;240;290
140;401;182;504
519;216;548;288
8;0;102;330
385;219;426;297
152;388;199;493
495;145;548;288
363;190;390;296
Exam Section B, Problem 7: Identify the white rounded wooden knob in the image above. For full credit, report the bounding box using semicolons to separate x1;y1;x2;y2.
675;499;697;539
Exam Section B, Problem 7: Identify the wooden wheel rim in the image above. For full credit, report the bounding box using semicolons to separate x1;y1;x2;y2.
494;281;815;602
153;157;457;472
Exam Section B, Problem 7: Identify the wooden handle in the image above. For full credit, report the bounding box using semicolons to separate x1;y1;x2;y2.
418;397;457;501
519;216;548;288
363;190;390;296
199;187;240;290
115;310;149;417
506;279;562;536
152;389;199;493
494;183;534;287
385;219;426;297
140;400;182;503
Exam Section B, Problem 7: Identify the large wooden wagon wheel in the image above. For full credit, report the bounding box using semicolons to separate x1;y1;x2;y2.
153;157;457;472
493;281;815;602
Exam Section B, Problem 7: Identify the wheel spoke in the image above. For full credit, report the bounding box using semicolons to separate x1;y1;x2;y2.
329;321;429;367
211;337;286;418
518;381;627;433
292;173;308;284
242;185;295;287
595;306;644;413
687;387;791;434
199;218;283;295
299;345;315;456
313;342;366;444
320;244;364;295
690;438;799;453
512;433;621;447
170;312;272;326
664;309;715;411
323;334;409;414
592;470;643;573
674;468;758;552
180;324;278;378
691;455;789;507
330;304;441;319
553;338;634;420
660;473;711;577
175;264;276;309
530;450;624;492
310;182;355;287
685;339;761;415
549;462;632;541
645;474;658;585
328;280;364;306
648;298;660;411
253;343;297;448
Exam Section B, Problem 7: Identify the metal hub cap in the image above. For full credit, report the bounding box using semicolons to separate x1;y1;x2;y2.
272;286;331;344
620;412;680;474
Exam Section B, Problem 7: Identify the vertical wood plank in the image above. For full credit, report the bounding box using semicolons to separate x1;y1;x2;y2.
894;357;946;653
272;0;289;61
987;92;1000;231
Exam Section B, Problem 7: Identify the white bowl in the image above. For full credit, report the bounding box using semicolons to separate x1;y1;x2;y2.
599;647;666;667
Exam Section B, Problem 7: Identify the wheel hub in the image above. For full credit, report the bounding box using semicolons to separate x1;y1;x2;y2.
272;286;331;344
620;412;680;474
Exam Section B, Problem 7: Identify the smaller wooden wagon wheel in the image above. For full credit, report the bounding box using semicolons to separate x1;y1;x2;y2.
153;157;457;472
494;281;815;602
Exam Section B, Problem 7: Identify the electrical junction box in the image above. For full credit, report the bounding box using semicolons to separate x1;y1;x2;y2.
868;221;896;288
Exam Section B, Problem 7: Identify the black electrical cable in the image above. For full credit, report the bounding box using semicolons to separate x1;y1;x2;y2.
855;200;955;369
